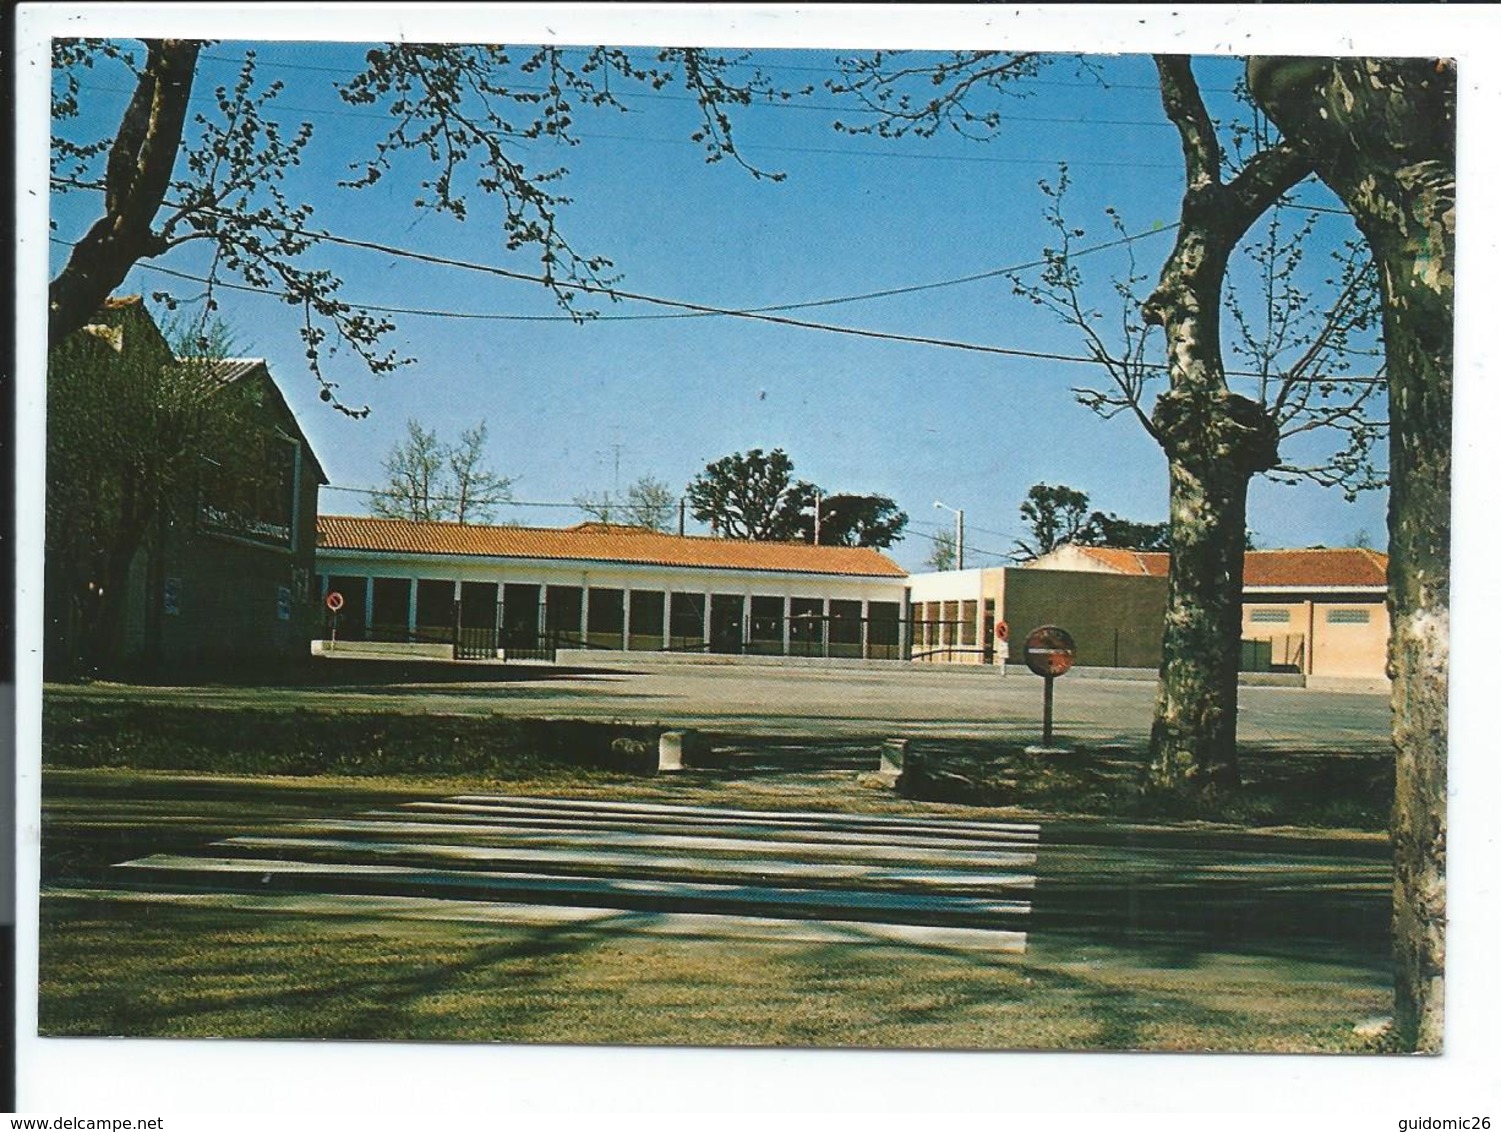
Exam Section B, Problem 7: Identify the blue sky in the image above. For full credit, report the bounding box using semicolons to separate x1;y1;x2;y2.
47;32;1388;570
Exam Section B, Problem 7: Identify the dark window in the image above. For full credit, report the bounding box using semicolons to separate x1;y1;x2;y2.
789;597;824;654
415;579;454;632
868;601;900;648
325;575;366;634
371;577;411;630
629;590;665;646
459;581;498;631
748;596;784;652
669;591;705;641
709;594;745;654
503;584;541;636
829;600;862;646
588;588;625;635
548;586;583;638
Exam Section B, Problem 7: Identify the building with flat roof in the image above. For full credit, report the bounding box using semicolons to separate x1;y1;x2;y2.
907;544;1389;687
314;516;911;660
1025;544;1390;683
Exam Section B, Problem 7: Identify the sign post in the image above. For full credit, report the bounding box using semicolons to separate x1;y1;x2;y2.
1023;625;1076;747
325;590;345;648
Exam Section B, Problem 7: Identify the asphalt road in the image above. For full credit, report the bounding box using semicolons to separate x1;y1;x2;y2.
58;655;1395;750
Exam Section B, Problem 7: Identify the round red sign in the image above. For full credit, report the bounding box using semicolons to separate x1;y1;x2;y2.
325;591;345;613
995;620;1009;642
1023;624;1076;678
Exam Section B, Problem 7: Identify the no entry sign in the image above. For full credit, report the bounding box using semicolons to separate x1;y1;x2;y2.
1023;625;1076;678
325;591;345;613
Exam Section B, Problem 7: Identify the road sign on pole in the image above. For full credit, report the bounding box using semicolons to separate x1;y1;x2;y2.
1024;625;1076;746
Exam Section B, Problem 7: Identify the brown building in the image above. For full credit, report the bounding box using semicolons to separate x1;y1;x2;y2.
47;297;327;675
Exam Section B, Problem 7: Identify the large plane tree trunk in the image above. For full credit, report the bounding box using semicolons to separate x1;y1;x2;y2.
1250;56;1455;1054
1141;57;1310;789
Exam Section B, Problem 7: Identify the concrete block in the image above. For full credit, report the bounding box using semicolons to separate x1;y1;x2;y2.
658;730;692;773
880;738;910;778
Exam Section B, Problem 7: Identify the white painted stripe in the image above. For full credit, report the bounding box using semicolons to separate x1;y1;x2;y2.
283;823;1037;869
114;855;1034;919
385;806;1040;848
220;834;1037;891
45;887;1028;954
428;795;1041;838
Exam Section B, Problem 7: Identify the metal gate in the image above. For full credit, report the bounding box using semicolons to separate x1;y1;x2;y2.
452;625;557;662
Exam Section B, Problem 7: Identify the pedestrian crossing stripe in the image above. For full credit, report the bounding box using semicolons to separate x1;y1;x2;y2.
109;793;1039;953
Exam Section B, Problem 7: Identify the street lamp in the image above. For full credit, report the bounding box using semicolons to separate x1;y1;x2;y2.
934;500;965;570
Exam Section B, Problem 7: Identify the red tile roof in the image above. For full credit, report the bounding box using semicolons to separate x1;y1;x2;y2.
1054;545;1388;588
317;516;909;578
1243;547;1389;588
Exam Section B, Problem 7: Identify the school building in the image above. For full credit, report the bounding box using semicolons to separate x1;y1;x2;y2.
909;543;1391;687
314;516;912;660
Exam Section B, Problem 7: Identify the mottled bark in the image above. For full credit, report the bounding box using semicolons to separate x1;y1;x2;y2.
49;40;199;346
1148;390;1278;787
1143;57;1311;786
1250;56;1454;1054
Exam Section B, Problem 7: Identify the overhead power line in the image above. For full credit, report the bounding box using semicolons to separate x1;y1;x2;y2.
53;221;1175;322
52;223;1385;384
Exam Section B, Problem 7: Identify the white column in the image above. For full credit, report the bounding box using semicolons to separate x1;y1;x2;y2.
701;592;712;647
821;597;830;657
538;584;549;637
405;578;417;636
622;586;633;651
363;576;374;633
580;583;591;646
662;587;672;647
861;598;870;660
782;595;792;656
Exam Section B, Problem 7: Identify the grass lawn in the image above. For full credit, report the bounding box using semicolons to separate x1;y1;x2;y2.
37;766;1396;1052
39;888;1390;1051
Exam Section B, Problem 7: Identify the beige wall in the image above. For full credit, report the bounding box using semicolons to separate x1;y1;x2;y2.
1242;597;1388;680
1002;568;1168;669
906;567;1168;668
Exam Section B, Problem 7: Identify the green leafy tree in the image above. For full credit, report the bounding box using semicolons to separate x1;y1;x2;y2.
371;419;512;524
686;448;818;541
1013;482;1093;559
1013;482;1171;556
1083;512;1172;552
809;493;909;548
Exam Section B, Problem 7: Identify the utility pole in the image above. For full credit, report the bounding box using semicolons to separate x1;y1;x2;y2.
934;500;965;570
813;491;822;545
